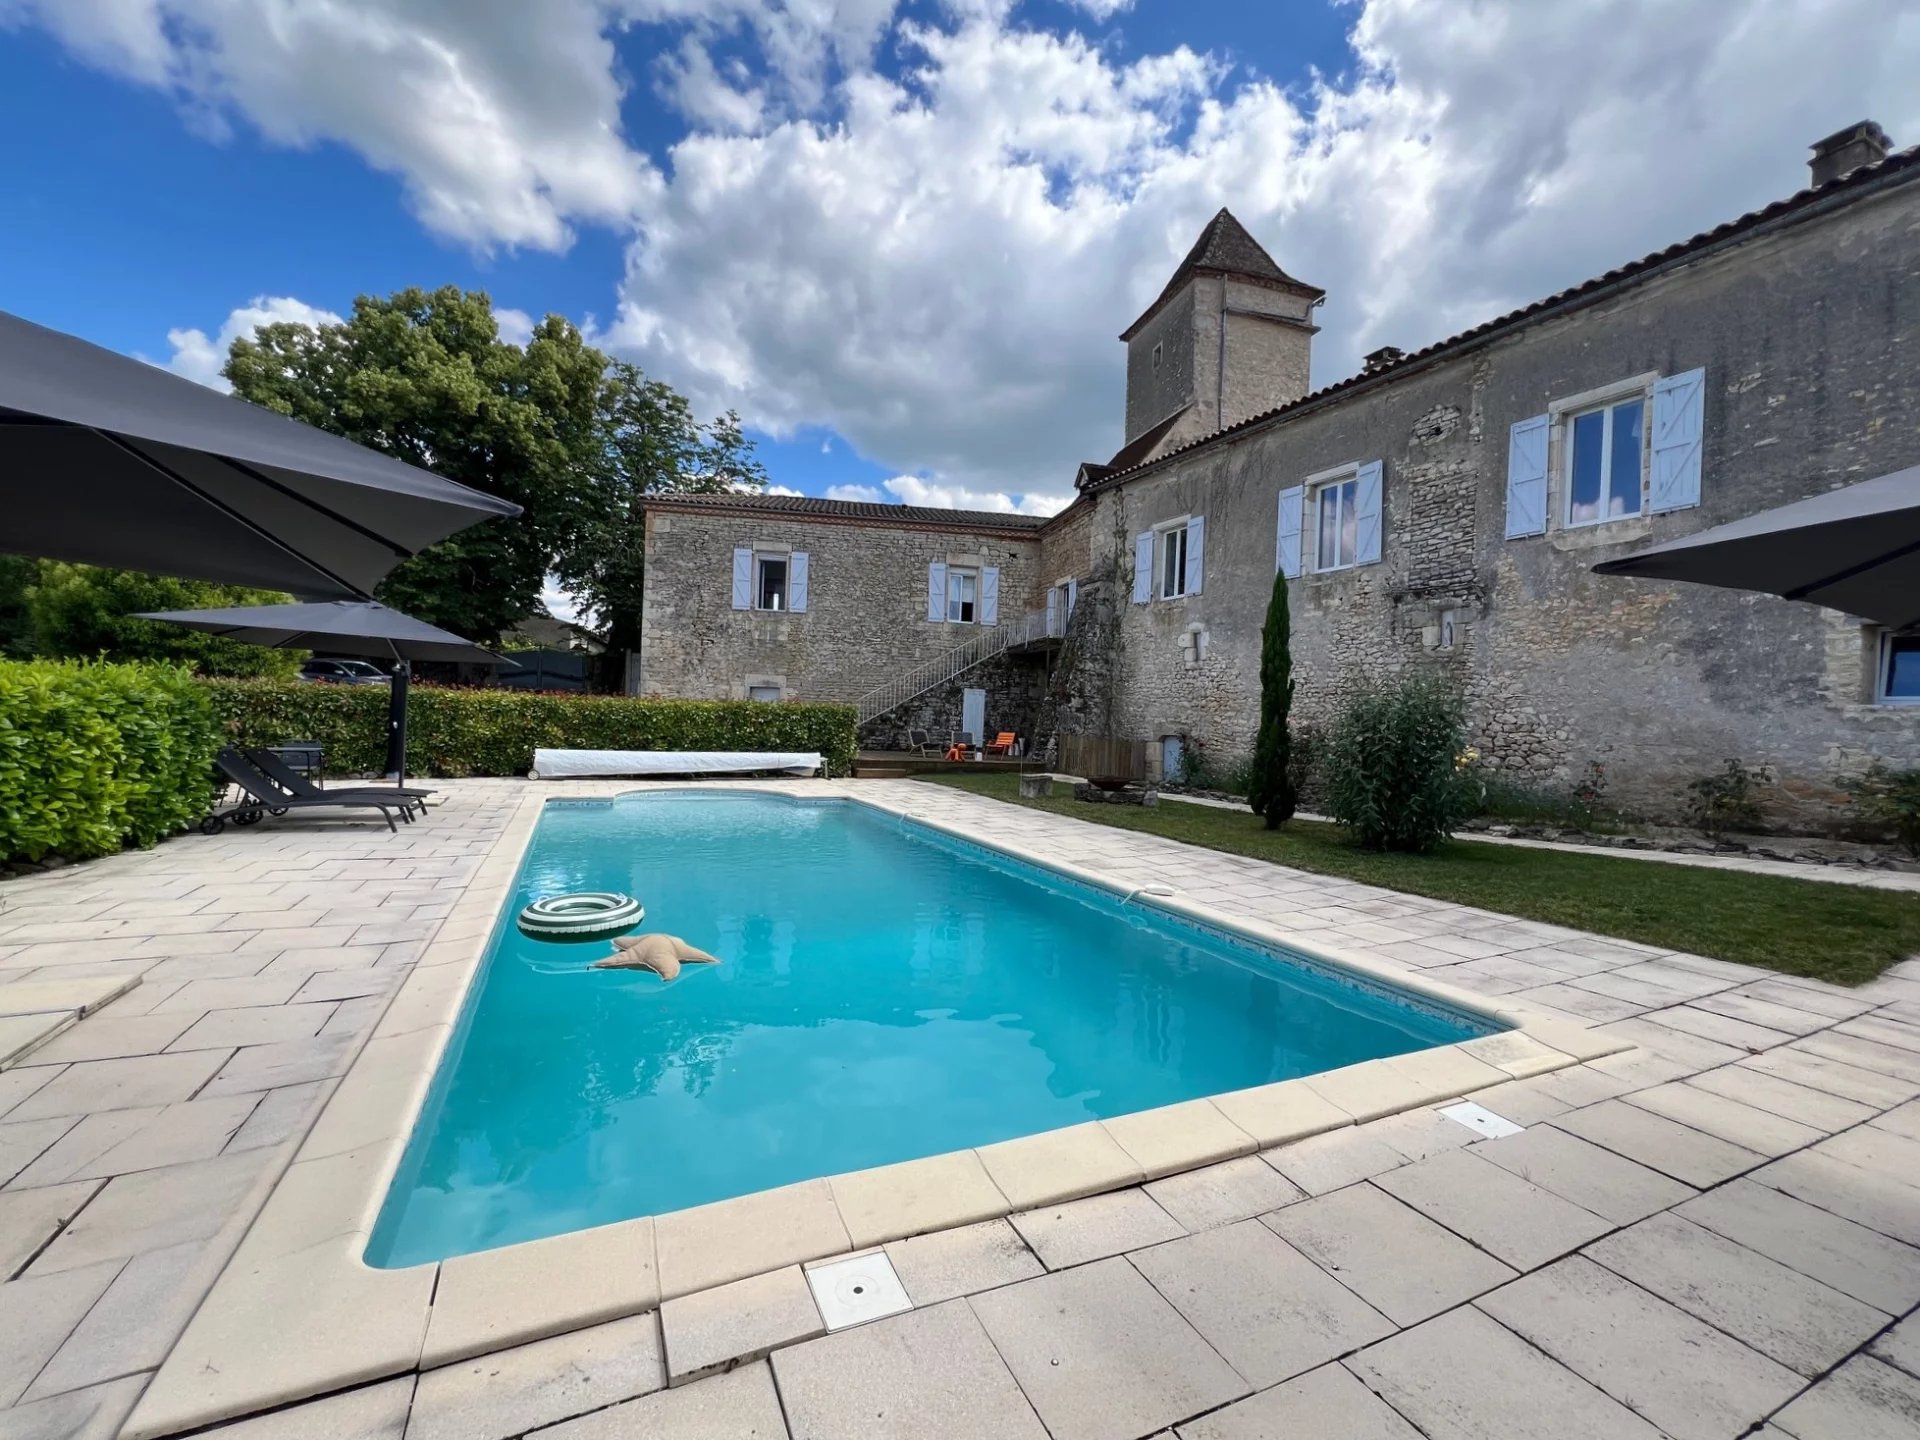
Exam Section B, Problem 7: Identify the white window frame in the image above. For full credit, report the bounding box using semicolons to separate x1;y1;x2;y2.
1156;518;1190;600
1551;374;1655;531
751;552;791;612
946;565;980;624
1877;631;1920;706
1307;463;1360;573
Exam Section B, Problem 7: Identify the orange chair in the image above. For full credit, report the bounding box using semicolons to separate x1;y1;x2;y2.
985;732;1017;756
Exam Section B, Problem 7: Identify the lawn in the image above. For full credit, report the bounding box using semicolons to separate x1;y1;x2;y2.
925;773;1920;986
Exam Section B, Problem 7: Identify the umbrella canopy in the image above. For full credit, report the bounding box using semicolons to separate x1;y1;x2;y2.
136;600;514;783
132;600;511;665
1592;464;1920;629
0;309;520;600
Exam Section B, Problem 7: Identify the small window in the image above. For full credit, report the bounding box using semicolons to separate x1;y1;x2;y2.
946;566;979;624
1312;475;1359;571
1159;524;1189;599
754;555;788;611
1565;395;1645;526
1879;633;1920;704
748;684;783;703
1151;342;1163;372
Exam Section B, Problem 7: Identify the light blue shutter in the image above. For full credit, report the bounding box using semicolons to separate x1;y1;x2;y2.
1132;532;1152;604
1066;577;1077;616
731;548;752;609
788;552;809;613
980;566;1000;626
1505;415;1549;538
927;561;947;622
1354;461;1383;565
1650;368;1706;513
1184;516;1205;595
1276;486;1304;577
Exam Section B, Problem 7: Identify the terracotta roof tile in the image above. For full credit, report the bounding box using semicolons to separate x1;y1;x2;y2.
641;490;1053;533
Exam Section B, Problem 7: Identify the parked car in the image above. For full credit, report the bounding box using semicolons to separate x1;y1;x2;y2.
298;658;391;685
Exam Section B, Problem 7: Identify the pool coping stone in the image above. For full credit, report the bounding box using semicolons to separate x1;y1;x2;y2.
122;781;1621;1439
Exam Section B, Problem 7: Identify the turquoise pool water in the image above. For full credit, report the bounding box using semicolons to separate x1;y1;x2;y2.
367;793;1495;1266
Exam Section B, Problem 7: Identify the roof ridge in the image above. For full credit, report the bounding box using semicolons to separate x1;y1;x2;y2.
1092;141;1920;492
642;490;1054;529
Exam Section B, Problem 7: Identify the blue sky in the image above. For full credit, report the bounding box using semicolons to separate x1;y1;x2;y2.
2;1;1913;513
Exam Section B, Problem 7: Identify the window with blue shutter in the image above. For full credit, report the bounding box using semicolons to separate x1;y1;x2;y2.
1505;414;1549;538
1650;367;1706;513
1277;486;1304;577
1132;532;1152;604
1353;460;1383;565
788;552;809;613
1184;516;1205;595
980;566;1000;626
731;548;752;609
926;561;947;622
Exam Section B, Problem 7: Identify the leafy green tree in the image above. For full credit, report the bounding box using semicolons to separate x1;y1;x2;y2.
225;287;607;644
0;554;39;658
24;564;304;678
1248;567;1296;828
555;362;767;653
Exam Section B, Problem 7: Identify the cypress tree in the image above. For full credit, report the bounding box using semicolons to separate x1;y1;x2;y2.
1249;566;1296;829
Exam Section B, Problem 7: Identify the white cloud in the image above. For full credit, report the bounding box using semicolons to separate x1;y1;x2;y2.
881;476;1069;515
3;0;653;251
540;576;584;623
161;295;344;390
1059;0;1134;19
824;483;883;502
764;483;806;496
36;0;1920;493
598;0;1920;494
493;308;536;346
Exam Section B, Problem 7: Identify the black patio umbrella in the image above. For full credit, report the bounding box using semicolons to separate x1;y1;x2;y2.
0;309;520;599
135;600;515;782
1593;464;1920;629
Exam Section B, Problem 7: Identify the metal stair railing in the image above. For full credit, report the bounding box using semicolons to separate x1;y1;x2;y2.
856;607;1059;725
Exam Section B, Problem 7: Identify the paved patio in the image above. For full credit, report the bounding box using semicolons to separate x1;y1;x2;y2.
2;778;1918;1438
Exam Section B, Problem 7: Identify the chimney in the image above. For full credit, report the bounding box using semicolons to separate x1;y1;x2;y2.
1809;121;1891;188
1363;346;1405;374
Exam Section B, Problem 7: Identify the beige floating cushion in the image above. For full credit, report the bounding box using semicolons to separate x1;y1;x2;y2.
591;933;722;981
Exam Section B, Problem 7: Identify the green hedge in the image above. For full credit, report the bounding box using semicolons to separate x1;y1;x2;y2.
199;680;860;778
0;658;222;862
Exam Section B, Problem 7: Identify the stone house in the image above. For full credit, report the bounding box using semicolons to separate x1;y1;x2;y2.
637;123;1920;827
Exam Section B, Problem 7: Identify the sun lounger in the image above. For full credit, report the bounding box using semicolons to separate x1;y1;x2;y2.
204;748;411;834
247;747;431;816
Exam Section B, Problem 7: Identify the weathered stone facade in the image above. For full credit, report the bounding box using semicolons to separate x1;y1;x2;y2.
1069;159;1920;824
637;499;1047;707
638;141;1920;830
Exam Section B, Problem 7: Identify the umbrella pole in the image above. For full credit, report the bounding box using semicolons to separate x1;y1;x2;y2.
385;662;410;786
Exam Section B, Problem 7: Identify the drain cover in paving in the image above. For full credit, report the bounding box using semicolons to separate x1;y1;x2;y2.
1438;1100;1525;1140
806;1251;914;1330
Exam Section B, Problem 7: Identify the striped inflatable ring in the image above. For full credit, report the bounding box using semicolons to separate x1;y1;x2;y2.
517;892;645;940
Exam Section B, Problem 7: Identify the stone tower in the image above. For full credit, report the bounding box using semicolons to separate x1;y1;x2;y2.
1118;210;1324;456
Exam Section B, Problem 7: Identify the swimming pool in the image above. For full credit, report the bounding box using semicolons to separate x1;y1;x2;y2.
367;792;1498;1267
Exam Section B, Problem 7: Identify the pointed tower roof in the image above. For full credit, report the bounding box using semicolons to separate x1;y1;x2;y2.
1120;209;1324;340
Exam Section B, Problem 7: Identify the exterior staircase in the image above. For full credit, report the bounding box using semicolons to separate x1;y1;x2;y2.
855;606;1060;726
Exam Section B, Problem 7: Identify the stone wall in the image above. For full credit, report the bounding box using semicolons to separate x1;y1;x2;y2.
858;650;1051;753
639;508;1045;704
1072;179;1920;830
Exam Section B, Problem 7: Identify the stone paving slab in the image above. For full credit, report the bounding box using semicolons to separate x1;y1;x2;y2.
1345;1303;1664;1439
968;1256;1249;1440
1142;1155;1305;1232
774;1298;1047;1440
661;1264;823;1387
1584;1211;1890;1377
1129;1219;1394;1388
1476;1254;1805;1439
1373;1148;1611;1270
404;1313;663;1440
1175;1362;1422;1440
1771;1355;1920;1440
532;1361;787;1440
1262;1183;1516;1326
881;1218;1042;1305
1676;1178;1920;1314
1010;1187;1185;1270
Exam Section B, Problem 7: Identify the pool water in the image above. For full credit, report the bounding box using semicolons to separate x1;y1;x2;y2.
367;793;1495;1267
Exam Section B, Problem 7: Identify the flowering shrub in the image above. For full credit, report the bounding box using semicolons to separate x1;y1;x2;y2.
1320;676;1473;853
